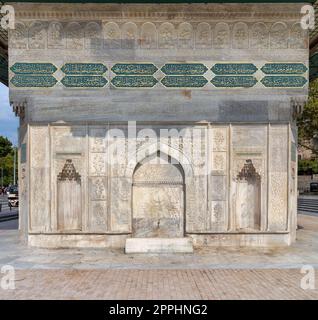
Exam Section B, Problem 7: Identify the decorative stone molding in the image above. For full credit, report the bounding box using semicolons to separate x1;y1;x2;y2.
237;159;261;182
291;97;306;119
9;19;308;51
13;3;304;21
10;100;26;119
57;159;81;182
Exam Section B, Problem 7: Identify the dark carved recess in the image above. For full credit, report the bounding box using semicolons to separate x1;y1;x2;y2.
57;159;81;182
237;159;261;182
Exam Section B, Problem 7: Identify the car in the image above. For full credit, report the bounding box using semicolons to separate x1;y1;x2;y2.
7;185;19;207
310;182;318;193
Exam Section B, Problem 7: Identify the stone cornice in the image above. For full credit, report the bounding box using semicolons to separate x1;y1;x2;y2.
13;3;304;21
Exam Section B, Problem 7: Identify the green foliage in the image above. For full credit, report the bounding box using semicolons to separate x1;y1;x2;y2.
0;136;13;158
298;159;318;175
297;79;318;155
0;136;17;186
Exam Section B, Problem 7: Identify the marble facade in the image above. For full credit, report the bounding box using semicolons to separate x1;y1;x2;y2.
9;3;307;248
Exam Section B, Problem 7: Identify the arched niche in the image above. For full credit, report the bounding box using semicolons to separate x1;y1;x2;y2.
132;151;185;238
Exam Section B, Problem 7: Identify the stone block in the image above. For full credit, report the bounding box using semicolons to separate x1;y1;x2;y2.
125;238;194;253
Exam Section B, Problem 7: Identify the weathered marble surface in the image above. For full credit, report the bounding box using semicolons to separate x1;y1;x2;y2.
10;3;302;248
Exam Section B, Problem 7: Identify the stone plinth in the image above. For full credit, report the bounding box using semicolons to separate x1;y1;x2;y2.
125;238;194;253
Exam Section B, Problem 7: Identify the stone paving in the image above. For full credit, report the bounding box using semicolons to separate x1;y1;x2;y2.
1;269;318;300
0;214;317;299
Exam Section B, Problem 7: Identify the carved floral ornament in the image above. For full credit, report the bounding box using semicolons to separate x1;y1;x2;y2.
9;20;307;50
57;159;81;182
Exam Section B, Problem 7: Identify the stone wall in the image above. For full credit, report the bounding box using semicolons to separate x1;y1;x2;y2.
9;3;303;247
25;123;296;247
8;3;308;124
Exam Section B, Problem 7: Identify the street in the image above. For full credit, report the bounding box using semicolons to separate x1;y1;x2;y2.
0;195;18;229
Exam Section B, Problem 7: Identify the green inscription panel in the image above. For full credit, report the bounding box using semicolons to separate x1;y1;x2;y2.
61;63;107;75
11;63;57;75
111;76;158;88
21;143;27;164
261;63;307;75
111;63;158;75
61;76;108;87
161;76;208;87
291;142;297;162
211;63;257;75
261;76;307;87
211;76;257;88
11;75;57;87
161;64;208;75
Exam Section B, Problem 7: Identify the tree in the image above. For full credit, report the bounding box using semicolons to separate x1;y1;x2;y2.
0;136;15;186
0;136;13;158
297;78;318;156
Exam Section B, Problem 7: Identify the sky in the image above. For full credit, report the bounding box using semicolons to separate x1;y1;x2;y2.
0;82;18;146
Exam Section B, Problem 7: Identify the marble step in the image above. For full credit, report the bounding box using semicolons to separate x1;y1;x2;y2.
125;237;194;254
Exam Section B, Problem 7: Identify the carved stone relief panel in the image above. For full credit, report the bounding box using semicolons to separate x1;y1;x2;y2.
89;201;107;231
103;22;121;49
140;22;157;49
195;22;212;49
110;177;131;232
250;22;269;49
289;22;308;49
9;22;28;49
268;125;288;231
209;126;229;232
232;22;249;49
268;172;288;231
269;125;288;173
85;22;102;49
121;22;138;49
48;21;66;49
270;22;288;49
232;126;267;149
178;22;193;49
28;21;46;49
213;22;230;49
89;128;106;153
52;127;86;154
212;152;227;172
90;177;107;200
30;126;50;232
210;175;227;201
66;22;84;50
210;201;227;231
108;137;128;177
212;127;228;152
158;22;176;49
9;15;309;53
89;176;108;232
89;153;106;176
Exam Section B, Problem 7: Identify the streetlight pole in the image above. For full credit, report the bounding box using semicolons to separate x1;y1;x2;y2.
13;147;16;185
